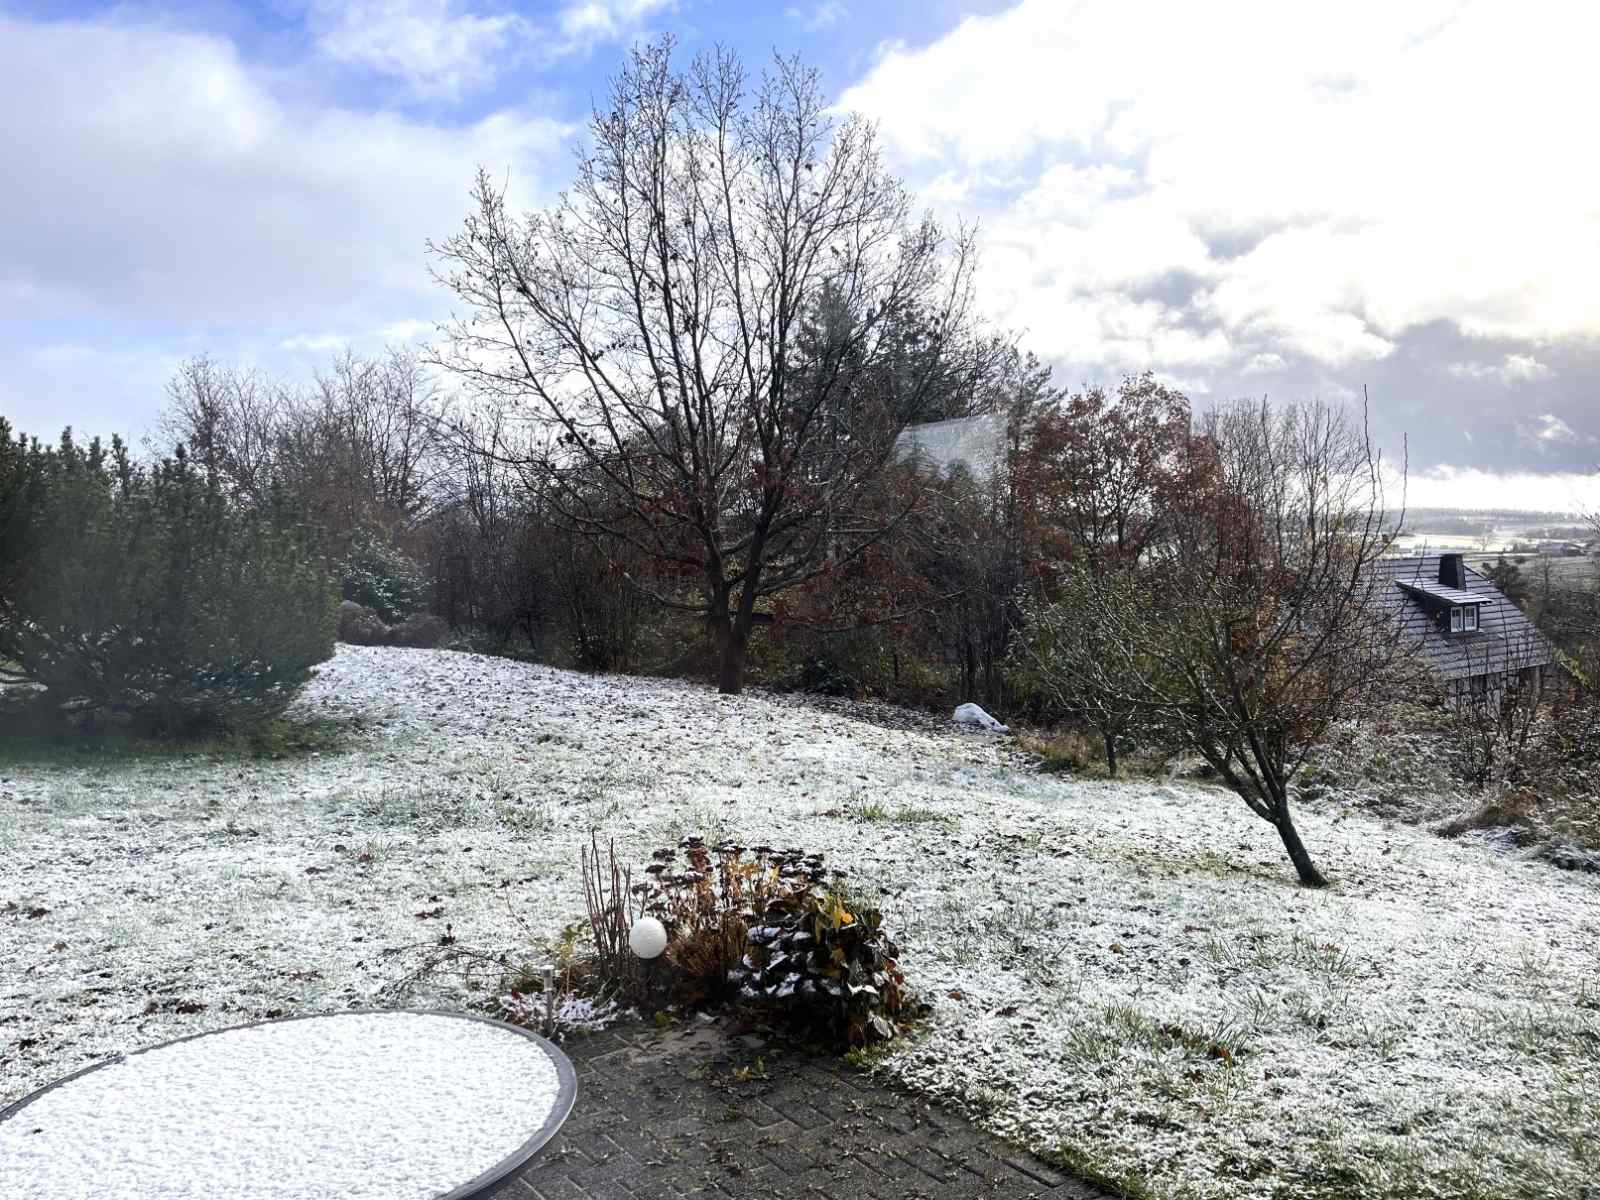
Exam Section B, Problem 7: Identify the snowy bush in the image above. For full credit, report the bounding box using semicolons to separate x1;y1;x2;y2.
0;430;337;735
335;603;447;650
337;601;390;646
733;870;911;1048
338;531;430;623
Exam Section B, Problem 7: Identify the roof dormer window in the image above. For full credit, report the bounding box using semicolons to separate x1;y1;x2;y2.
1450;605;1480;633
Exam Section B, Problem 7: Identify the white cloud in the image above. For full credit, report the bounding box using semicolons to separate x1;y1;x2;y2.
1402;465;1600;514
0;17;570;327
558;0;674;44
1518;412;1578;448
1447;353;1554;384
1241;352;1285;375
279;332;351;353
309;0;672;99
839;1;1600;376
309;1;531;99
379;319;438;344
785;2;849;32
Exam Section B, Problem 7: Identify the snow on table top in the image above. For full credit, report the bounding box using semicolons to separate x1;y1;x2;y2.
0;1012;562;1200
4;644;1599;1199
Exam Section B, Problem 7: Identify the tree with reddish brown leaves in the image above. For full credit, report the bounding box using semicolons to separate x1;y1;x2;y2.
1016;372;1196;583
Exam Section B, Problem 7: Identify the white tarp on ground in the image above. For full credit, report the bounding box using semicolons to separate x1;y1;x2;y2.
952;702;1009;733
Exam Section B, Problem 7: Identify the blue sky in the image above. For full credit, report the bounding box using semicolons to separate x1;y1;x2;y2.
3;0;1598;510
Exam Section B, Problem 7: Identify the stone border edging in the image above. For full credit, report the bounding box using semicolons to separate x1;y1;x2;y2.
0;1008;578;1200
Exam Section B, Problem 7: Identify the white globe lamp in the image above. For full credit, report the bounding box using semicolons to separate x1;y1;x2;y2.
629;916;668;960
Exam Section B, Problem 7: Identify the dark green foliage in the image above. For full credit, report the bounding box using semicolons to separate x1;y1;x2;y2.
732;855;911;1048
1487;558;1533;608
389;611;447;649
338;530;430;622
0;424;337;735
798;651;860;698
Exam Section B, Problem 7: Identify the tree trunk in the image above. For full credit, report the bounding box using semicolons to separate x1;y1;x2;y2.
1103;731;1118;777
1273;807;1328;888
716;624;748;695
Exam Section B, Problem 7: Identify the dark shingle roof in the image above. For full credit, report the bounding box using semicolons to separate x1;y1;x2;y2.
1373;555;1558;682
1396;580;1488;607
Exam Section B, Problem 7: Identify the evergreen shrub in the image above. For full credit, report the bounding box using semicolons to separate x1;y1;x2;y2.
338;530;430;623
0;423;337;735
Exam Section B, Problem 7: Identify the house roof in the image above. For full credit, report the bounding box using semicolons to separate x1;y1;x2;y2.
1396;580;1489;607
1373;555;1558;682
892;414;1005;479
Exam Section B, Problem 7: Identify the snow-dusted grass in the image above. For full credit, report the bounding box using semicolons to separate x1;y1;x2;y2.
0;1012;562;1200
3;646;1598;1199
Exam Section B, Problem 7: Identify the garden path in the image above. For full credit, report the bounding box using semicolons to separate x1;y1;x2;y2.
491;1016;1106;1200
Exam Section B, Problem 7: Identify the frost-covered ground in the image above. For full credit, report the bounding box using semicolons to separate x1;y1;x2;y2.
3;646;1598;1199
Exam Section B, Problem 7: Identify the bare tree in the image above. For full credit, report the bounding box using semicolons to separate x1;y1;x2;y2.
157;357;287;502
1443;639;1549;791
278;348;446;540
1013;568;1160;775
431;39;989;693
1033;399;1404;886
158;348;447;543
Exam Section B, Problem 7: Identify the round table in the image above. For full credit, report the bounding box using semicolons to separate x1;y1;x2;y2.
0;1010;577;1200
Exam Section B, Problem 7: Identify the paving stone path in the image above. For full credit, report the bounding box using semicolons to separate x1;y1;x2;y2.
489;1018;1105;1200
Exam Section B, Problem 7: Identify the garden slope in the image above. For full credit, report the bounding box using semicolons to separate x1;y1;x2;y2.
3;646;1597;1199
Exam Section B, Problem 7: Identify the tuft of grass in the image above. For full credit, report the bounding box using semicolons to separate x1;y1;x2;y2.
1038;1144;1157;1200
1016;729;1099;774
839;786;952;828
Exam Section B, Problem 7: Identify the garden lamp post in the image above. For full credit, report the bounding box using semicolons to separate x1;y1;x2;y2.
629;916;667;1005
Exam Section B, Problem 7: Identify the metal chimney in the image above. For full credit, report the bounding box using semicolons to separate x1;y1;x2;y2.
1439;553;1466;590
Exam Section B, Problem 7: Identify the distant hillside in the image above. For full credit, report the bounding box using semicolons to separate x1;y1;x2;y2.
1398;508;1593;537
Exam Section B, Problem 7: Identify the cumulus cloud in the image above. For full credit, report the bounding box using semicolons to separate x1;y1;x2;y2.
308;0;532;99
1447;353;1554;384
839;1;1600;379
1517;413;1579;449
558;0;675;43
308;0;672;99
785;2;849;32
1403;465;1600;514
0;16;569;327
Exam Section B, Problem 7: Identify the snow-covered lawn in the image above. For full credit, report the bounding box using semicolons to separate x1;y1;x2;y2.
4;646;1598;1199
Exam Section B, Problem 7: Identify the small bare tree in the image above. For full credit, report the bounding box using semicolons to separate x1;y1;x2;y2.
431;39;989;693
1013;569;1160;775
1039;399;1404;886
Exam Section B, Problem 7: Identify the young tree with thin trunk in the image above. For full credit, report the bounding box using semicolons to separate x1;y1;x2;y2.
430;38;988;694
1041;399;1404;886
